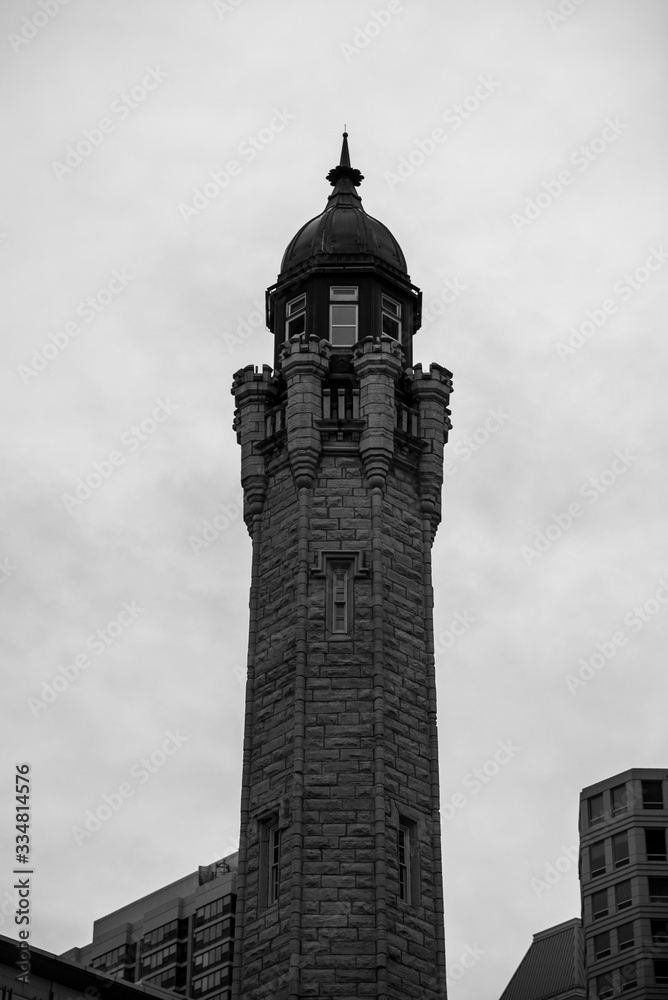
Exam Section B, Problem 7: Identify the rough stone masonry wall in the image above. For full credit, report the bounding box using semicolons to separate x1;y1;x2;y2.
238;460;299;998
300;454;377;995
382;463;443;1000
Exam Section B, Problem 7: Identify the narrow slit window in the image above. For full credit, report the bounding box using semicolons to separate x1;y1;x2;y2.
326;559;353;635
398;825;410;903
270;824;281;904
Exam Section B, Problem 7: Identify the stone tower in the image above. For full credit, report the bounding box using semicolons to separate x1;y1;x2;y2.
231;134;453;1000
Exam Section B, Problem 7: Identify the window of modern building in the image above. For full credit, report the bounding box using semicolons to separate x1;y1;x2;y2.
329;287;358;345
615;879;632;911
645;827;667;861
619;961;637;992
590;840;606;877
588;792;605;826
642;780;664;810
651;918;668;944
611;783;628;817
612;831;630;868
654;959;668;985
285;294;306;338
143;920;180;949
191;942;233;973
193;917;235;951
617;922;635;952
593;931;611;960
195;898;226;927
191;967;233;997
592;888;609;919
381;294;401;339
595;971;614;999
648;876;668;903
141;943;178;975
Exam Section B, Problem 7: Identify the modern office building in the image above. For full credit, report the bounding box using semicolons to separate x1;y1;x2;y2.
63;855;237;1000
579;768;668;998
230;133;453;998
498;918;586;1000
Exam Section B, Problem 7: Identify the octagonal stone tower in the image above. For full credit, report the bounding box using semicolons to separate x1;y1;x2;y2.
231;134;453;1000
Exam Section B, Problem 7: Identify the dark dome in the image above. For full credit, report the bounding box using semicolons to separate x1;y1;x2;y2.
279;134;407;278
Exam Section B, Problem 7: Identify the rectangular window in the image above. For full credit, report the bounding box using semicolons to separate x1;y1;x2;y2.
645;827;667;861
589;793;605;826
611;783;628;816
617;922;635;952
397;820;419;905
596;972;614;999
398;826;410;903
648;876;668;902
381;294;401;339
590;840;606;877
329;287;358;345
286;294;306;338
642;780;664;809
613;831;630;868
270;825;281;904
593;931;611;960
615;879;632;910
620;962;637;992
592;888;609;919
654;959;668;985
326;558;353;635
651;918;668;944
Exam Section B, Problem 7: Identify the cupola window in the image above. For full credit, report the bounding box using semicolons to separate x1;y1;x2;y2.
286;294;306;337
329;286;358;346
381;294;401;339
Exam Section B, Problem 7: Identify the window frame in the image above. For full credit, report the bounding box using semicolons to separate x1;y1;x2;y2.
286;293;306;339
329;286;358;346
642;780;664;810
615;879;632;911
590;839;607;878
612;830;630;869
381;293;401;340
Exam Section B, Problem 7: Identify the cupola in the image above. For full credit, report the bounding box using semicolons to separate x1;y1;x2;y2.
266;133;422;369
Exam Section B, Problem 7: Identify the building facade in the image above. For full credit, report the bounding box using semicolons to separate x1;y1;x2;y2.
579;768;668;998
498;918;585;1000
231;134;453;999
62;856;237;1000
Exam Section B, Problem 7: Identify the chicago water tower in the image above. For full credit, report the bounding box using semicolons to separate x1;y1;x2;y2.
231;134;453;1000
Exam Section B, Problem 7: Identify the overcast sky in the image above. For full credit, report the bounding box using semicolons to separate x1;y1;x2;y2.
2;0;668;997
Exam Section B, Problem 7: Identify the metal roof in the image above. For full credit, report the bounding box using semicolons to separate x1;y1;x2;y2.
498;919;585;1000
